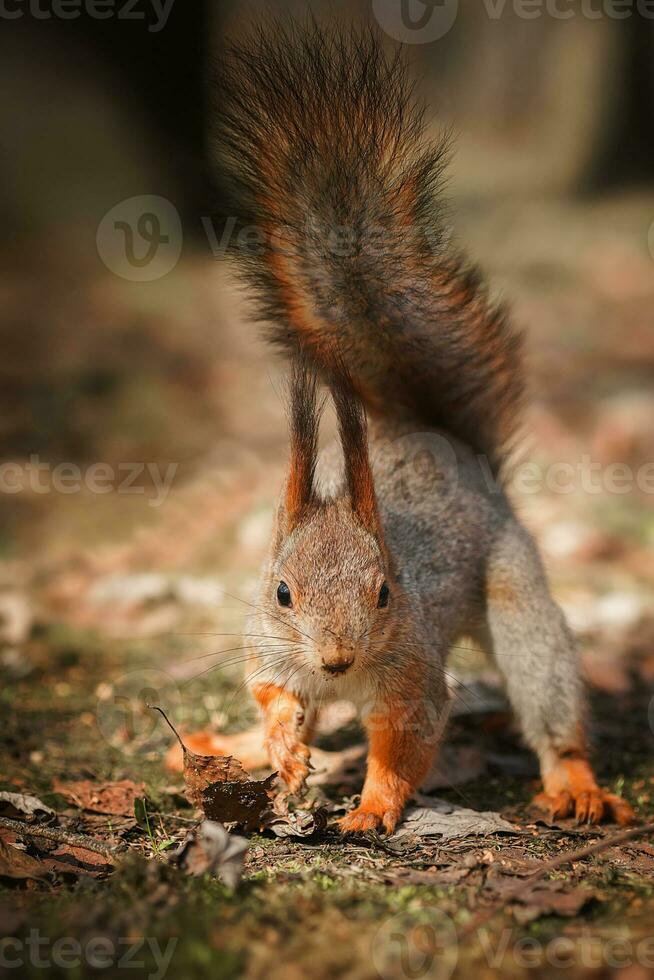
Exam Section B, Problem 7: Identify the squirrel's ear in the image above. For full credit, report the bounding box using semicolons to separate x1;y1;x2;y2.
329;363;381;537
284;357;322;529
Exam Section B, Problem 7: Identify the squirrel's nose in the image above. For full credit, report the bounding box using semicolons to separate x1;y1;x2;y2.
321;657;354;675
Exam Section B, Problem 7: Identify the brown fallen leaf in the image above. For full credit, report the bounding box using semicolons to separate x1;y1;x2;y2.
0;792;55;823
149;705;276;831
52;779;146;817
0;840;47;881
174;820;247;888
201;775;277;832
48;845;115;877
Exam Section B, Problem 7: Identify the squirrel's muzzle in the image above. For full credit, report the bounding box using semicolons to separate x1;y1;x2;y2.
321;658;353;675
320;640;355;675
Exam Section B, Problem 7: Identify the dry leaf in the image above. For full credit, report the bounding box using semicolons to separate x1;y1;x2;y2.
183;750;251;808
391;798;521;841
201;774;277;832
263;808;328;839
150;705;276;831
174;821;247;888
0;792;55;823
48;845;115;877
53;779;145;816
0;840;47;881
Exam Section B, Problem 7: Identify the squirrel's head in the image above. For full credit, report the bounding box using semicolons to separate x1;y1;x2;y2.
263;359;398;680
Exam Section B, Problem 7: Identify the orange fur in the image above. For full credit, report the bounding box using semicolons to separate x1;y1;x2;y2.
252;682;311;794
339;705;437;834
535;753;635;825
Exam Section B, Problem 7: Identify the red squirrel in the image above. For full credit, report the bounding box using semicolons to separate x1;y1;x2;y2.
182;22;635;833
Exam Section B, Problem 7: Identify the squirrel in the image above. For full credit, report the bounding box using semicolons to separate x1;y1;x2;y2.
197;21;635;834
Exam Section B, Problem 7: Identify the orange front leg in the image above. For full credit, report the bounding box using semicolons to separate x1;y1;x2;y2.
339;701;440;835
535;751;635;826
252;682;312;795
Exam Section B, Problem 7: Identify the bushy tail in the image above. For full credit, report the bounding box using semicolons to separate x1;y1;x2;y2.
212;20;524;470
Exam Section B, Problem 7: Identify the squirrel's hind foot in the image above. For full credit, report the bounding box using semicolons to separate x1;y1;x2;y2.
533;789;635;825
533;756;635;825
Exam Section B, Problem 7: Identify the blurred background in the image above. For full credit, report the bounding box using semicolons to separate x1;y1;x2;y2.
1;0;653;757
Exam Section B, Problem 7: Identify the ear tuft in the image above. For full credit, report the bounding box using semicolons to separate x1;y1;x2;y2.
284;356;322;527
328;359;380;536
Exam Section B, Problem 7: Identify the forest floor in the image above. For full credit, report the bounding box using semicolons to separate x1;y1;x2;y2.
1;190;654;979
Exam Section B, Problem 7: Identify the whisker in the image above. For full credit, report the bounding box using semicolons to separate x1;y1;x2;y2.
222;655;303;714
181;650;291;687
182;642;290;664
224;591;315;642
174;631;295;643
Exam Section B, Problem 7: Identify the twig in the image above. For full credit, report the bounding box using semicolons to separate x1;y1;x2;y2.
459;821;654;939
0;816;126;860
147;704;186;751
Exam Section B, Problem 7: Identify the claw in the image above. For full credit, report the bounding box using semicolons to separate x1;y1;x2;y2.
338;805;401;835
533;788;635;826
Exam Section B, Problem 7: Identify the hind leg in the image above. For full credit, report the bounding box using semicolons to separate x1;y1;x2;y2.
483;521;634;825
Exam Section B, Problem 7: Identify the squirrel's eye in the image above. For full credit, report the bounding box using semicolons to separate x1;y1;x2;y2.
378;582;390;609
277;581;292;607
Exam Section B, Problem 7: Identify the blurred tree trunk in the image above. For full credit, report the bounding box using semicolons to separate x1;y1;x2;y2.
0;1;213;236
583;14;654;190
68;0;213;228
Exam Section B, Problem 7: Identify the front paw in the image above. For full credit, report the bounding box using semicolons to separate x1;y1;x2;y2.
338;803;402;835
268;738;311;795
